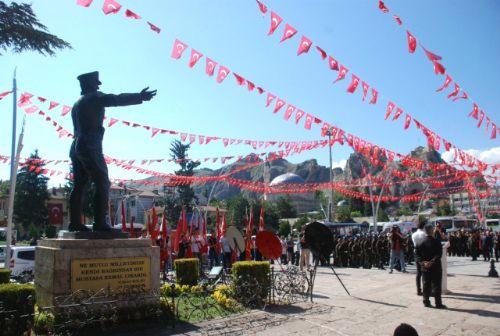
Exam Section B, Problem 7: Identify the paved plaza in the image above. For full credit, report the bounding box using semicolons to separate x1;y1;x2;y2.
137;256;499;336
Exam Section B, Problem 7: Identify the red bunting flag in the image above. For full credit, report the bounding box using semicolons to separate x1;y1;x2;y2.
102;0;122;15
304;114;313;130
147;21;161;33
328;56;339;71
188;49;203;68
443;139;452;151
369;88;378;104
0;91;12;100
280;23;297;42
108;118;118;127
333;65;348;83
436;75;452;92
447;83;460;99
477;111;485;128
266;93;276;107
384;102;395;120
151;128;160;138
468;103;479;119
273;99;286;113
316;46;327;60
295;109;305;124
61;105;71;117
18;92;33;106
256;0;267;14
171;39;188;59
346;74;360;93
24;106;38;114
378;1;389;13
361;81;369;101
422;46;442;61
268;11;282;35
283;104;296;120
216;65;230;83
491;124;497;139
392;107;403;121
452;91;468;102
404;114;411;130
406;31;417;53
297;35;313;55
125;9;141;19
205;58;217;76
432;61;445;75
393;15;402;25
77;0;93;7
321;122;330;137
233;73;246;85
247;81;255;91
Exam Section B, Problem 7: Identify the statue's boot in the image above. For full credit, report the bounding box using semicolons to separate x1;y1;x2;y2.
68;223;90;232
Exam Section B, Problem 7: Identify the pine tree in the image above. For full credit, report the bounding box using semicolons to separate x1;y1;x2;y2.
14;150;49;234
0;1;71;55
170;140;200;209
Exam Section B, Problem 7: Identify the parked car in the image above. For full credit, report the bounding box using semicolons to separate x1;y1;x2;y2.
9;246;36;277
0;245;5;262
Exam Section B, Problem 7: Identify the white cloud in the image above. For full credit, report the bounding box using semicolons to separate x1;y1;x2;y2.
442;146;500;165
332;159;347;169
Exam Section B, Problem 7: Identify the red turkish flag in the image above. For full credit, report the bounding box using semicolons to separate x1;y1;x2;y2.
346;74;360;93
422;46;442;61
108;118;118;127
295;109;305;124
406;31;417;53
256;0;267;14
393;15;402;25
61;105;71;117
369;88;378;104
491;123;497;139
147;22;161;33
443;139;452;151
151;128;160;138
316;46;327;60
297;35;313;55
233;73;246;85
284;104;296;120
125;9;141;19
171;39;188;59
384;102;395;120
432;61;445;75
273;99;286;113
328;56;339;70
280;23;297;42
268;11;282;35
216;66;230;83
333;65;348;83
77;0;93;7
102;0;122;15
0;90;12;100
392;107;403;121
404;114;411;130
247;81;255;91
24;106;38;114
321;122;331;137
436;75;452;92
48;203;63;225
266;93;276;107
468;103;479;119
188;49;203;68
447;83;460;99
452;91;468;102
304;114;313;130
378;1;389;13
205;58;217;76
477;111;485;128
361;81;369;101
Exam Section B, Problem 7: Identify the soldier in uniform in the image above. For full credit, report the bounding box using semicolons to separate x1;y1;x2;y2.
69;71;157;231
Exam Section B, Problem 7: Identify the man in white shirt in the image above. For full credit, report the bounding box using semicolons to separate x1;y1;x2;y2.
412;218;427;296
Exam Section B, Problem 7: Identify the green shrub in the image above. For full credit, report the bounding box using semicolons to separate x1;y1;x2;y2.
0;283;36;336
232;261;270;306
0;268;11;284
174;258;199;286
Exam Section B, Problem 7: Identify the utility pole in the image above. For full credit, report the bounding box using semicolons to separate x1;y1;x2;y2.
326;128;335;222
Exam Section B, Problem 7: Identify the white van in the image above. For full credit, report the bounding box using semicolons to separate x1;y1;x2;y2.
9;246;36;277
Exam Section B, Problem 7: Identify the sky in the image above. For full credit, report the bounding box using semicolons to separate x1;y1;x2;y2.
1;0;499;188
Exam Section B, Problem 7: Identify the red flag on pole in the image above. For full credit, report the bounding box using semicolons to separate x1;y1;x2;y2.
259;205;265;231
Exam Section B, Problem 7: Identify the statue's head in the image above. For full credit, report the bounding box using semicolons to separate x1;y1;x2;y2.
77;71;101;94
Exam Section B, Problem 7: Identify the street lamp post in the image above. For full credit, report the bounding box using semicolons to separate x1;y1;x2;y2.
326;128;335;222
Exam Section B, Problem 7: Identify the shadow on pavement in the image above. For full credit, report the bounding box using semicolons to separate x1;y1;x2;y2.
445;292;500;304
352;296;407;308
447;307;500;318
266;304;308;315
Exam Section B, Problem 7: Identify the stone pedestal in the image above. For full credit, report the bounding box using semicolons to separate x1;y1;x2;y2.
35;239;160;307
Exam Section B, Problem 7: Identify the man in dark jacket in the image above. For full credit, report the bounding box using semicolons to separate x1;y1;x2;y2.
69;71;156;232
415;224;447;309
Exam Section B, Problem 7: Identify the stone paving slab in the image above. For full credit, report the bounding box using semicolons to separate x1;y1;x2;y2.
133;257;499;336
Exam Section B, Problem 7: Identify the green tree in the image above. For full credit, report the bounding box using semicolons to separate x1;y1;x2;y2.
336;207;354;223
276;196;297;219
170;140;200;209
293;214;310;232
14;150;49;234
0;1;71;55
226;194;250;229
278;220;291;237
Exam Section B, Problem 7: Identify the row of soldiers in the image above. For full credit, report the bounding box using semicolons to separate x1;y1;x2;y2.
332;233;414;269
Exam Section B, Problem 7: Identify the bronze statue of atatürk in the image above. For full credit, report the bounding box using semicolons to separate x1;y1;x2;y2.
69;71;156;232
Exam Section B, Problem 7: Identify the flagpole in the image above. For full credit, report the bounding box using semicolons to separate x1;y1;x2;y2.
6;67;18;265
